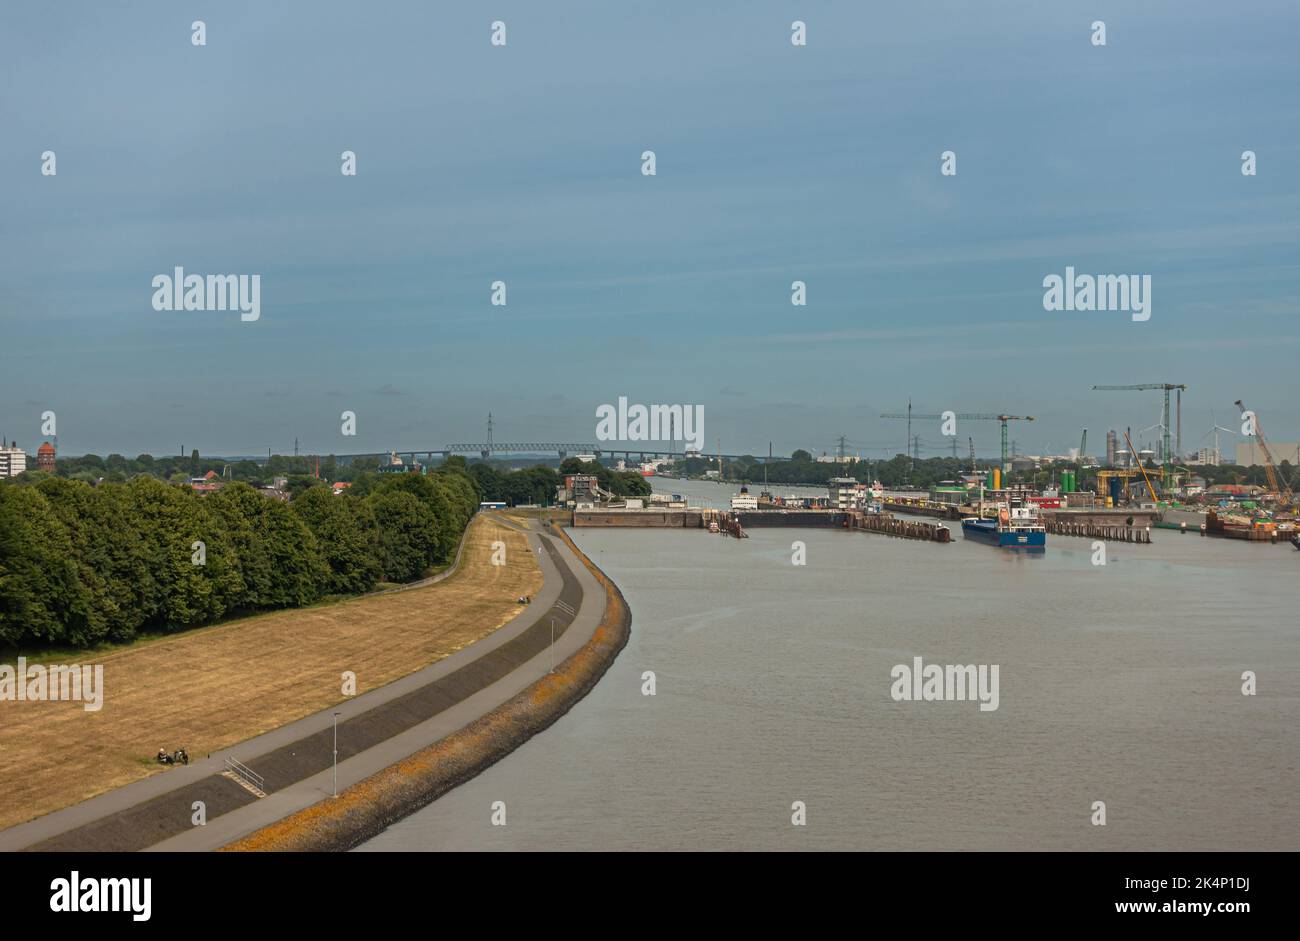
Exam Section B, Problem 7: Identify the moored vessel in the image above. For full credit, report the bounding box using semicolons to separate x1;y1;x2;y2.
961;499;1046;550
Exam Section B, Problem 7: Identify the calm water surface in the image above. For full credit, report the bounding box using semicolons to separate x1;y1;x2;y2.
360;480;1299;850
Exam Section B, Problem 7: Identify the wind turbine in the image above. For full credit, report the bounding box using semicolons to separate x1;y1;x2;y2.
1140;406;1170;463
1201;409;1236;465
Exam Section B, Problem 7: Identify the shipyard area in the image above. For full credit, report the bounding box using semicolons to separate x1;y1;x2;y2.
560;450;1294;552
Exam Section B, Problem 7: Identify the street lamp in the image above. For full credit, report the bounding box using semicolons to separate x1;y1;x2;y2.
332;711;341;798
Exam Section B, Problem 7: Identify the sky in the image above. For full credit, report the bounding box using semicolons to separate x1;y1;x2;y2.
2;1;1298;461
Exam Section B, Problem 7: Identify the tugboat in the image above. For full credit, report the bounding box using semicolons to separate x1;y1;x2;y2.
961;498;1046;550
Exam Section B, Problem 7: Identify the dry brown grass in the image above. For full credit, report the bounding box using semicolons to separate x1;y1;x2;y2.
0;514;541;831
223;522;631;852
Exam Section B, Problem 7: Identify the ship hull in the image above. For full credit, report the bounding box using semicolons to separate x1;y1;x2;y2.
961;519;1046;549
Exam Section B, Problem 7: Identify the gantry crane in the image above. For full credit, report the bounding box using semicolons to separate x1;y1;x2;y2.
880;411;1035;474
1235;399;1295;510
1092;383;1186;488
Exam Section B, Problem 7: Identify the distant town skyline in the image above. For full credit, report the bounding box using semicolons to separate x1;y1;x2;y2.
3;1;1298;458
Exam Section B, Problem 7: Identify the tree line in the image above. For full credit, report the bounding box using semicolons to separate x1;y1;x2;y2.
42;451;661;497
0;467;479;651
43;451;344;487
0;452;654;650
467;458;651;505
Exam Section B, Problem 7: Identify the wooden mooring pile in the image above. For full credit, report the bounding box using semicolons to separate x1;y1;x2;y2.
1046;519;1151;543
854;513;951;543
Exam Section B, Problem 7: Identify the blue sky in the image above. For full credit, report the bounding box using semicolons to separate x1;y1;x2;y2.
2;1;1297;460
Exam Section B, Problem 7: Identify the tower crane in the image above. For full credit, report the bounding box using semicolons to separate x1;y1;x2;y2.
880;411;1034;475
1092;383;1186;488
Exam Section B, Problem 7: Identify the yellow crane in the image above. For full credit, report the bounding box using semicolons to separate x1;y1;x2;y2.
1123;430;1159;503
1235;399;1295;510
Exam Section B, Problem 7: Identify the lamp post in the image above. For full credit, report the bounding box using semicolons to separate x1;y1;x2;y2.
550;618;555;673
332;712;341;798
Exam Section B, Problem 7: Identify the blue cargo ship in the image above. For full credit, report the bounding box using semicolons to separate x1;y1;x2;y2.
961;500;1047;550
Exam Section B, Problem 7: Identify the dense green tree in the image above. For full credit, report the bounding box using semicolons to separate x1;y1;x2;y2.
368;490;438;582
0;456;482;650
558;457;586;475
208;484;326;611
292;488;383;594
373;473;461;562
36;478;125;642
127;477;243;631
286;475;326;500
469;462;505;500
0;485;98;646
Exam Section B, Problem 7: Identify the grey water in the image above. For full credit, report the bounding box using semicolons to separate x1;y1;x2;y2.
359;480;1299;850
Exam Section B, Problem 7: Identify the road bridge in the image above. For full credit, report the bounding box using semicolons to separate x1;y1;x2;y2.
324;443;790;463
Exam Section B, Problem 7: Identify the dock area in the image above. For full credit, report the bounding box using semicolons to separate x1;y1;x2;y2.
574;508;704;528
883;498;964;520
1044;519;1152;543
733;509;847;527
571;506;951;543
852;512;952;542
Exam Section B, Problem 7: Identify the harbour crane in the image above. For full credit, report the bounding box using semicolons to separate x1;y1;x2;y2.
880;411;1035;474
1234;399;1295;510
1123;430;1160;504
1092;383;1186;488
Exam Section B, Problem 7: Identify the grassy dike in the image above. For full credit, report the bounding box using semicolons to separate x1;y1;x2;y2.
221;523;631;852
0;514;539;832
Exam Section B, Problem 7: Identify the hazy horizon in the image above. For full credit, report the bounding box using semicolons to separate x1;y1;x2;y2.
3;1;1298;459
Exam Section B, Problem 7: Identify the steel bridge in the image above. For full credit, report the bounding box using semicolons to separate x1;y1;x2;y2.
326;442;788;463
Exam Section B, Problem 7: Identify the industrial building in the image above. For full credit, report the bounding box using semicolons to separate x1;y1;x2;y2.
1236;441;1300;467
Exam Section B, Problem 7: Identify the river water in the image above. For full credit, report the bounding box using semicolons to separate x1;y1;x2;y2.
359;477;1299;850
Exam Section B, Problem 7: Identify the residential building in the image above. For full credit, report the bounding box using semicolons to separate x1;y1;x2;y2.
0;442;28;478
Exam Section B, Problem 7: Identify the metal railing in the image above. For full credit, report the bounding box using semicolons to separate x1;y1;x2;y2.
223;756;265;792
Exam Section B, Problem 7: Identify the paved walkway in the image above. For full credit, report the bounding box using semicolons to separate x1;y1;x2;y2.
0;517;604;852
